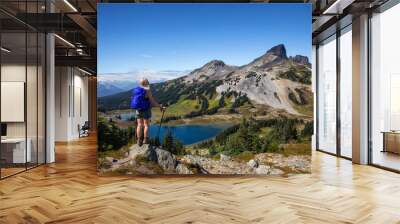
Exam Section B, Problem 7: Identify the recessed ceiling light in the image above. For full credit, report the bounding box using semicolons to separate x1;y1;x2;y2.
1;47;11;53
78;67;92;76
63;0;78;12
322;0;354;15
54;34;75;48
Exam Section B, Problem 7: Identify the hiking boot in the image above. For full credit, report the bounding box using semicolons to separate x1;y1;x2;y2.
143;137;150;145
138;138;143;146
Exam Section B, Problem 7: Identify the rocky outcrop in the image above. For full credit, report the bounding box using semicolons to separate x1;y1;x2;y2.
128;144;177;171
98;145;310;176
255;153;311;174
255;165;270;175
176;163;193;174
97;144;178;175
154;148;177;171
247;159;258;168
220;154;231;162
290;55;310;65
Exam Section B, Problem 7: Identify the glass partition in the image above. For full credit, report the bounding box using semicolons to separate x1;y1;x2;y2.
317;35;337;154
370;3;400;171
27;30;38;169
38;32;45;165
0;2;46;179
1;30;28;177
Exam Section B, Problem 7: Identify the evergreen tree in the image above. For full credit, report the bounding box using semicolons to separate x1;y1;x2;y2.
301;121;313;139
97;117;130;152
162;129;174;153
161;129;185;155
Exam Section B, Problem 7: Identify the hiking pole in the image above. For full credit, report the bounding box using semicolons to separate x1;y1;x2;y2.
156;107;166;145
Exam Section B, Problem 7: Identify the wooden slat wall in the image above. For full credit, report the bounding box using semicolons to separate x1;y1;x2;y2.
88;76;97;131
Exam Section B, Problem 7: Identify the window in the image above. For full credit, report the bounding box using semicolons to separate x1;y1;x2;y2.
339;26;352;158
370;3;400;171
317;35;337;154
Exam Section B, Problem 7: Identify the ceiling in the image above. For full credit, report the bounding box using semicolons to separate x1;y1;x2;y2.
0;0;391;73
0;0;97;74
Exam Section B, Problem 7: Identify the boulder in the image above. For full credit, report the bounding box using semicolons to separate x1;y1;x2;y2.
129;144;151;159
154;148;177;171
247;159;258;168
128;144;177;171
220;154;231;162
180;155;209;174
255;165;270;175
176;163;193;174
144;146;158;162
105;157;114;163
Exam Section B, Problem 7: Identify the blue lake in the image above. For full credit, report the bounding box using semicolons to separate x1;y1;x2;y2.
114;111;232;145
114;112;135;121
148;123;231;145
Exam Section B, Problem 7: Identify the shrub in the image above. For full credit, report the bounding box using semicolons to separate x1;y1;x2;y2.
235;151;254;162
97;117;130;152
209;146;218;156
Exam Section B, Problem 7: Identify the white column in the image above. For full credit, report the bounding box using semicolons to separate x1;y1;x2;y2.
352;14;369;164
312;45;317;151
46;33;55;163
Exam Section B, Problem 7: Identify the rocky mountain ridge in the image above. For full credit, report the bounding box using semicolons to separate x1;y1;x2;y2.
98;44;312;116
98;81;125;97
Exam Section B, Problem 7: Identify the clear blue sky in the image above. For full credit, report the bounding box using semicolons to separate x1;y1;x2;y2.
98;3;311;74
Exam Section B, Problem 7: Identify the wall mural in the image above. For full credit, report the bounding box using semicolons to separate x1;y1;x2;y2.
97;3;312;176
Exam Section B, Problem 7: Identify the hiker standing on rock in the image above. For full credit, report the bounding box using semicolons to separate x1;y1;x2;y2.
131;78;165;146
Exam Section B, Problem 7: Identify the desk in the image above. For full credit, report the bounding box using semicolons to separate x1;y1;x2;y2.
1;138;31;163
382;131;400;154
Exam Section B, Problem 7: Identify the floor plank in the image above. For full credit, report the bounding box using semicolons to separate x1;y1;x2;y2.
0;135;400;224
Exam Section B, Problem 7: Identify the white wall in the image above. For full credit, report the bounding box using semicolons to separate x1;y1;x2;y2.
55;67;89;141
55;67;70;141
1;65;26;139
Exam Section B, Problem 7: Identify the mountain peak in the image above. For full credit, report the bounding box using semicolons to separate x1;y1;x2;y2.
205;60;226;67
266;44;287;59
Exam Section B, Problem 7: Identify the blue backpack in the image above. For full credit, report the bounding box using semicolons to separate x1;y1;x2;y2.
130;87;151;110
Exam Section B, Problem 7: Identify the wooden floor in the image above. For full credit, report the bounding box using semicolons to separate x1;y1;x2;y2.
372;150;400;171
1;135;400;224
1;167;26;178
